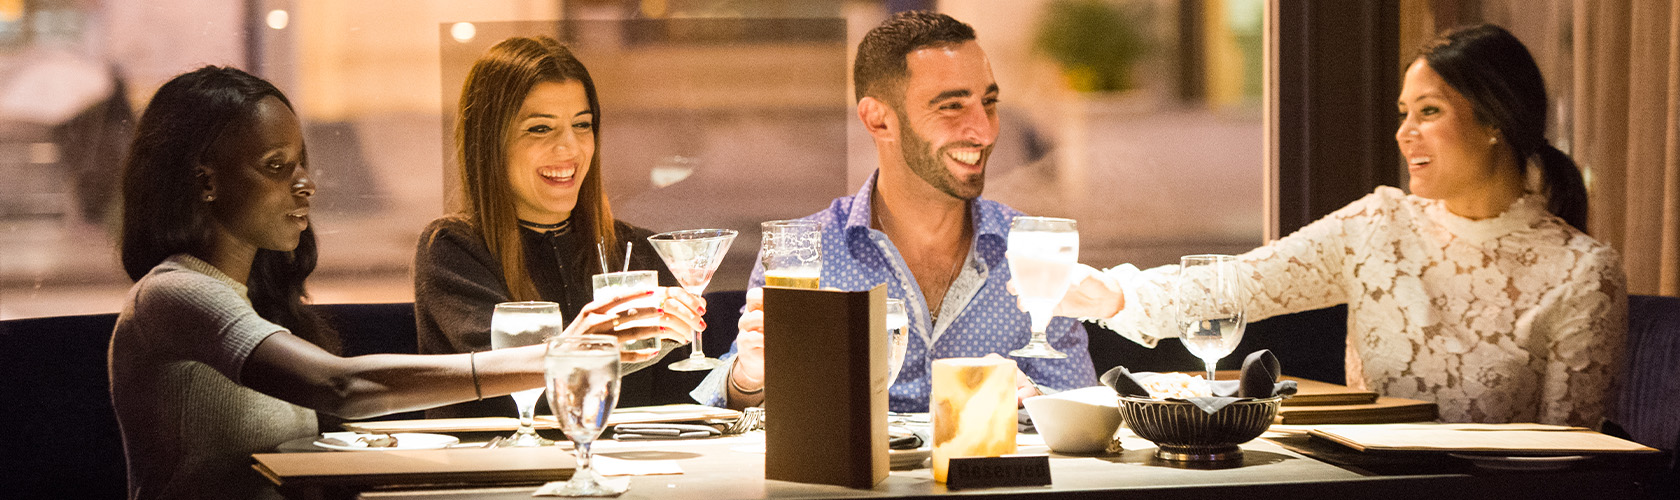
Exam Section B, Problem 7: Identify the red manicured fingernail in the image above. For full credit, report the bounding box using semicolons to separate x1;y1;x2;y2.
699;305;707;313
658;307;665;314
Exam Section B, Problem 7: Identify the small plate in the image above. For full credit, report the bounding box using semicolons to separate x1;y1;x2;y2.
1448;453;1590;471
889;446;932;469
313;432;460;451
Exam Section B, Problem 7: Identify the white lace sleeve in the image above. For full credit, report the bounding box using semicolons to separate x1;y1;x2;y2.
1533;245;1626;427
1094;191;1388;347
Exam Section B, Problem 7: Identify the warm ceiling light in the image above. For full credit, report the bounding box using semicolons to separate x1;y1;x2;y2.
266;9;289;30
451;22;476;43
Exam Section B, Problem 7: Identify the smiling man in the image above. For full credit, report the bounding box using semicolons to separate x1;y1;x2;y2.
694;11;1098;412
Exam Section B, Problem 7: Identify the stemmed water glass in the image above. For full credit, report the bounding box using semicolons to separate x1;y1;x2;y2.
884;298;910;389
1175;254;1248;381
538;334;625;497
490;301;562;447
647;229;738;371
1006;216;1079;359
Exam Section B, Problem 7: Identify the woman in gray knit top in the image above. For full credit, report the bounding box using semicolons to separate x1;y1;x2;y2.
108;66;663;500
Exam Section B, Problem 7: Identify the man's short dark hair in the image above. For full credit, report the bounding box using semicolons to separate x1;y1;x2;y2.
853;10;977;104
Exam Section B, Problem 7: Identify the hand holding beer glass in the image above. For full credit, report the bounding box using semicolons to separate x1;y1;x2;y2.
760;219;822;289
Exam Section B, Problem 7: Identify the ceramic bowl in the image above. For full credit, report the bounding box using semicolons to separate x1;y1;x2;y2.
1023;386;1123;454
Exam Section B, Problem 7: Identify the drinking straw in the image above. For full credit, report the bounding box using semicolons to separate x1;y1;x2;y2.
596;243;610;275
622;242;634;272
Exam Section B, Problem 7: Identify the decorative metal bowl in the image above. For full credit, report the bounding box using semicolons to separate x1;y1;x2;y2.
1117;394;1283;462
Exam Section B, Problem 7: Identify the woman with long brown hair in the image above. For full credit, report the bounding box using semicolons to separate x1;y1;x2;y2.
414;36;707;419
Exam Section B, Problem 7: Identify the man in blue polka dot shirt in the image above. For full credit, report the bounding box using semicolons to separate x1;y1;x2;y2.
692;11;1099;412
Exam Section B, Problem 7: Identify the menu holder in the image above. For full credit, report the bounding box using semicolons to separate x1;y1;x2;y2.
762;285;888;488
1307;423;1660;454
340;404;741;434
252;446;574;488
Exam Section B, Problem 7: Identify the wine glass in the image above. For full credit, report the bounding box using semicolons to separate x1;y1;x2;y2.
760;219;822;289
1175;254;1248;381
1006;216;1079;359
884;298;910;389
491;301;563;447
647;229;738;371
539;334;626;497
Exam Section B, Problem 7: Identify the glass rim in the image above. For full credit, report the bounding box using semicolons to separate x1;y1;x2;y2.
494;300;560;311
591;269;658;278
1180;253;1238;262
649;228;738;240
547;334;619;347
1011;215;1076;224
761;219;820;229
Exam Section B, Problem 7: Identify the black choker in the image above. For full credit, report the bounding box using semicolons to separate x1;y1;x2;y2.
519;219;571;232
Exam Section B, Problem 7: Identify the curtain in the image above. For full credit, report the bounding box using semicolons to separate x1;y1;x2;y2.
1575;0;1680;297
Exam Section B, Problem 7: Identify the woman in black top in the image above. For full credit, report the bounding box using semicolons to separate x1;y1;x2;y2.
414;36;707;418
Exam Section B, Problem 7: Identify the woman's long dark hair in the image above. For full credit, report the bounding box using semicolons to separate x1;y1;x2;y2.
1419;24;1590;232
453;36;616;301
119;65;337;352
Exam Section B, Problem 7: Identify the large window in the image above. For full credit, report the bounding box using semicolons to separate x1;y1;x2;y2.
0;0;1268;319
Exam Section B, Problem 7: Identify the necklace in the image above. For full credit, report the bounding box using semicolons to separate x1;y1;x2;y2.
518;218;571;233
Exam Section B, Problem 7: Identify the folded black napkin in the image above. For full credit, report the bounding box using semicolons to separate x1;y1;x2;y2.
888;426;924;450
1100;350;1297;414
611;423;723;441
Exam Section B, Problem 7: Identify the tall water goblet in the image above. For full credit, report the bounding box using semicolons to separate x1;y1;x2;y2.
647;229;738;371
1175;254;1248;381
760;219;822;289
539;334;625;497
884;298;910;389
1006;216;1079;359
491;301;563;447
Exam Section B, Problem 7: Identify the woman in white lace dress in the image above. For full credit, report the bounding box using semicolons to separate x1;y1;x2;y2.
1042;25;1626;427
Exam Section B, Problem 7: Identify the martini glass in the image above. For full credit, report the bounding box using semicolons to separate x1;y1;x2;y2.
648;228;738;371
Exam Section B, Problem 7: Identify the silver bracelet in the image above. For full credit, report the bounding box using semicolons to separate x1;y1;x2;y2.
470;350;483;401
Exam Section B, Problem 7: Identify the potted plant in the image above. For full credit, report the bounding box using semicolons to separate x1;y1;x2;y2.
1033;0;1153;94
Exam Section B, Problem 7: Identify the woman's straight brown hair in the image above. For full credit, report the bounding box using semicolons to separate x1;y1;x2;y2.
454;36;616;300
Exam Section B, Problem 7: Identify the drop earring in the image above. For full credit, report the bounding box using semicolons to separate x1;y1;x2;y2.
203;193;216;202
1488;136;1498;145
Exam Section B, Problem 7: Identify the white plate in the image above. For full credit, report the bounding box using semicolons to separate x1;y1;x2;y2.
1448;453;1590;471
889;446;931;469
313;432;460;451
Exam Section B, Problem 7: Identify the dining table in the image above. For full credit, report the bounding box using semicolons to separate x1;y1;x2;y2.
267;423;1668;500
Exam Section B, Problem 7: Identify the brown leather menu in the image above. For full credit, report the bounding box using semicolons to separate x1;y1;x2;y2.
1279;376;1380;406
252;446;574;488
762;285;888;488
1274;396;1439;424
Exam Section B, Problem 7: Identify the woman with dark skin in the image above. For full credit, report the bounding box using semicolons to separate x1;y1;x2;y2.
108;66;658;500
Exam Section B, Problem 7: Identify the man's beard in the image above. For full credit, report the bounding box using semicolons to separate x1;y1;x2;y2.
898;119;986;200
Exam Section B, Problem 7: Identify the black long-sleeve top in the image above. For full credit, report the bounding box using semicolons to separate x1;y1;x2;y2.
412;215;708;419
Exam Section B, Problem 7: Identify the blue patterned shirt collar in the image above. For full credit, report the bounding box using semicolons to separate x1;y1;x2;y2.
840;171;1011;268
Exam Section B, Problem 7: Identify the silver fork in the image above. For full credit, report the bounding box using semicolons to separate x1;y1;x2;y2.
481;435;506;449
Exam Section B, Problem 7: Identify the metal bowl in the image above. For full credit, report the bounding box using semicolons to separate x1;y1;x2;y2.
1118;394;1283;462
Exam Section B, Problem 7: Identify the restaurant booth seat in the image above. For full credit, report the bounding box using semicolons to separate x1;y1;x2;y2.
1607;294;1680;493
0;302;422;500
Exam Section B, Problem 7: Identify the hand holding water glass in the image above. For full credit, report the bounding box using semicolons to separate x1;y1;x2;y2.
538;334;625;497
590;270;666;356
1006;216;1079;359
1175;255;1247;381
491;301;563;447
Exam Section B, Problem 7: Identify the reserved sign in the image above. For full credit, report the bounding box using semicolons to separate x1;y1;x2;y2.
944;455;1052;490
